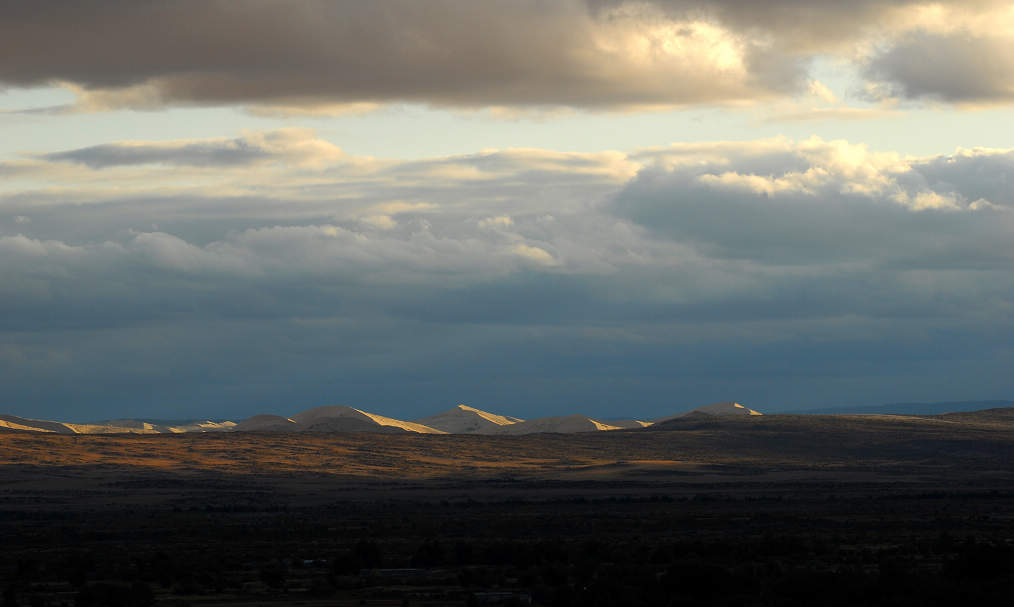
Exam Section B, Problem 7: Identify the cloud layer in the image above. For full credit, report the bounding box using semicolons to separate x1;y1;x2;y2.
3;1;1013;112
2;129;1013;419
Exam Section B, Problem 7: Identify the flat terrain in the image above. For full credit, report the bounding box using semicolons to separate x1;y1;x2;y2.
2;411;1014;605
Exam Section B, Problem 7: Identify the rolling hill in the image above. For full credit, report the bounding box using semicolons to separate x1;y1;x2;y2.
653;401;763;422
485;414;624;434
414;404;523;433
793;400;1014;416
289;405;445;434
0;414;235;434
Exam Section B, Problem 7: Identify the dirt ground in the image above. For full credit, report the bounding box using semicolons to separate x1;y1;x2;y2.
2;412;1013;605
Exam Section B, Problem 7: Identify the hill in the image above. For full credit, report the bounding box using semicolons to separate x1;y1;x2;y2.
414;404;523;433
653;401;763;422
793;400;1014;415
0;414;239;435
232;414;297;432
289;405;445;434
936;407;1014;426
485;414;623;435
0;414;75;434
603;418;653;429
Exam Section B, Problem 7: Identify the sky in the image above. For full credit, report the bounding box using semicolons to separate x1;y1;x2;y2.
2;0;1014;422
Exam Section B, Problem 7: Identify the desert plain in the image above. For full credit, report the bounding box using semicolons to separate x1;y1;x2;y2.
2;409;1014;606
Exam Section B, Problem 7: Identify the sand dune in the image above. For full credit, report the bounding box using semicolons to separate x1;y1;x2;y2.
414;404;523;434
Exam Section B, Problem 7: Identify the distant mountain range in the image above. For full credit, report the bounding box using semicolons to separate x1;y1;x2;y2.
2;399;1010;436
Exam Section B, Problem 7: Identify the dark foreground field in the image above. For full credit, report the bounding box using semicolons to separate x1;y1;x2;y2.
2;411;1014;606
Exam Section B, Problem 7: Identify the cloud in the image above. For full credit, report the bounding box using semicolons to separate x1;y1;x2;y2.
765;106;902;123
41;128;345;169
615;137;1014;266
904;147;1014;205
361;215;397;230
7;0;1008;112
3;132;1014;418
808;80;839;104
0;1;772;111
865;30;1014;104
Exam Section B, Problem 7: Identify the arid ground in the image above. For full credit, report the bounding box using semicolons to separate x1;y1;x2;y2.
3;411;1014;605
